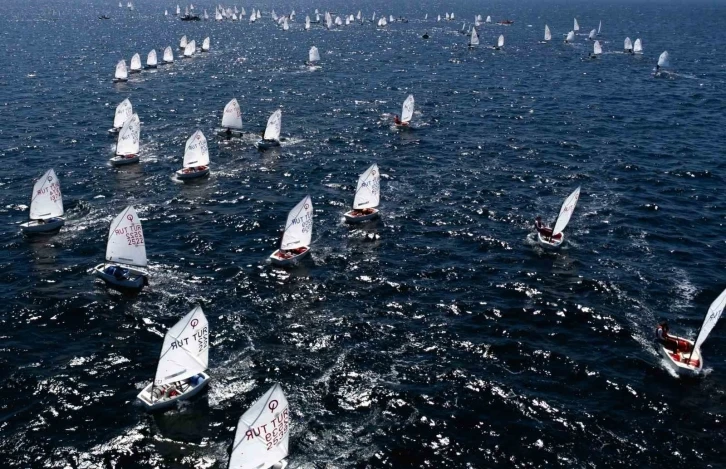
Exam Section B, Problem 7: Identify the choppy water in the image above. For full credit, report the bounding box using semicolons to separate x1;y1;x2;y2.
1;0;725;467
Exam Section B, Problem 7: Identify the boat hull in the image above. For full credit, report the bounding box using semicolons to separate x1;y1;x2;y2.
216;128;244;138
113;78;128;83
536;231;564;248
93;263;148;289
256;139;281;150
136;372;210;411
344;208;380;224
20;218;65;233
270;247;310;266
111;155;140;166
658;335;703;377
176;167;210;180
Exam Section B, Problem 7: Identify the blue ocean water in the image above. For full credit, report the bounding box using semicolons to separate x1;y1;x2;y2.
1;0;725;466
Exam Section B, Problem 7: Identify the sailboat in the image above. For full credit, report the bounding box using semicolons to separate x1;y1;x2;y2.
633;38;643;54
590;40;602;58
176;4;180;15
146;50;157;68
394;94;414;127
655;51;670;76
164;10;168;16
109;98;132;134
249;11;256;22
305;15;310;30
136;306;211;410
565;31;575;43
588;29;596;40
598;20;602;35
129;53;142;73
573;18;579;32
535;186;581;248
344;163;381;223
92;205;149;289
183;40;196;57
256;109;282;150
468;27;479;48
307;46;320;66
228;384;290;469
20;169;65;233
658;288;726;377
203;9;208;20
283;17;289;30
270;195;313;266
113;60;128;82
540;24;551;43
176;130;210;180
163;46;174;63
179;35;187;49
110;113;140;166
218;98;243;137
486;15;492;24
202;37;210;52
495;34;504;50
624;37;633;53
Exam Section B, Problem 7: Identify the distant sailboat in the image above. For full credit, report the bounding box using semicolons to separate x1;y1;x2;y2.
283;17;289;30
20;169;65;234
146;49;157;68
164;10;168;16
588;29;596;40
176;130;210;180
256;109;282;149
633;38;643;54
535;186;581;248
394;94;414;127
109;98;133;134
183;40;196;57
114;60;128;82
305;15;310;30
136;306;211;410
110;113;140;166
590;40;602;58
307;46;320;66
495;34;504;50
486;15;492;23
344;163;381;223
655;51;670;76
129;53;142;73
657;288;726;377
228;384;290;469
541;24;551;43
598;20;602;35
203;9;208;20
468;27;479;48
624;37;633;53
565;31;575;43
270;195;313;266
573;18;579;32
179;35;187;49
202;37;210;52
176;4;180;15
163;46;174;63
218;98;243;137
92;205;148;289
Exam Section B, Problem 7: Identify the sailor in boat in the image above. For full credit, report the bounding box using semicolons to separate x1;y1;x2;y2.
534;216;562;241
151;373;205;402
104;265;130;281
655;321;699;367
349;208;376;218
393;115;408;127
119;153;138;161
274;246;308;260
182;165;209;175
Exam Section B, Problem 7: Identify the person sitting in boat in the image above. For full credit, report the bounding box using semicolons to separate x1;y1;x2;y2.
655;321;678;352
534;216;563;241
196;165;208;171
351;208;375;217
122;154;137;160
393;115;407;126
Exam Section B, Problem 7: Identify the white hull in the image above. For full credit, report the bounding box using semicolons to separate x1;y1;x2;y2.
658;335;703;377
344;208;380;224
137;372;210;411
256;139;280;150
93;263;148;289
270;247;310;266
536;231;564;248
176;167;210;180
111;155;140;166
20;218;65;233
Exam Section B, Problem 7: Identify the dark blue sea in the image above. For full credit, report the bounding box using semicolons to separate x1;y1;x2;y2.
1;0;725;466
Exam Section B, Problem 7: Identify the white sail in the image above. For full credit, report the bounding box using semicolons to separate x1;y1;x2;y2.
345;17;350;25
217;9;224;21
401;95;414;123
566;31;575;42
241;7;245;16
154;306;209;386
202;37;210;51
335;16;342;26
232;13;237;20
183;130;209;168
184;40;196;57
115;60;128;80
280;195;313;250
598;20;602;34
146;49;157;67
624;37;633;51
283;18;289;30
593;40;602;55
544;25;551;41
309;46;320;63
357;10;362;20
163;46;174;63
326;12;333;29
176;5;180;15
228;384;290;469
263;109;282;141
165;10;168;16
424;13;428;20
658;51;670;67
445;13;450;20
29;169;64;220
437;15;440;22
249;11;255;22
497;34;504;48
451;12;455;20
305;15;310;30
469;27;479;46
633;38;643;53
353;164;380;209
130;53;142;71
486;15;491;23
222;99;243;129
693;288;726;353
389;15;394;23
573;18;579;31
552;186;581;236
106;206;147;267
116;113;140;156
588;29;596;40
113;98;133;129
180;35;187;48
204;9;208;20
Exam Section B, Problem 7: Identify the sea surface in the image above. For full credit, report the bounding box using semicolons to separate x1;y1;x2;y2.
1;0;725;467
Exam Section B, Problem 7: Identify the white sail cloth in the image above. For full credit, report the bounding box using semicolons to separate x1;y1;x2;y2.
280;195;313;250
106;205;147;267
